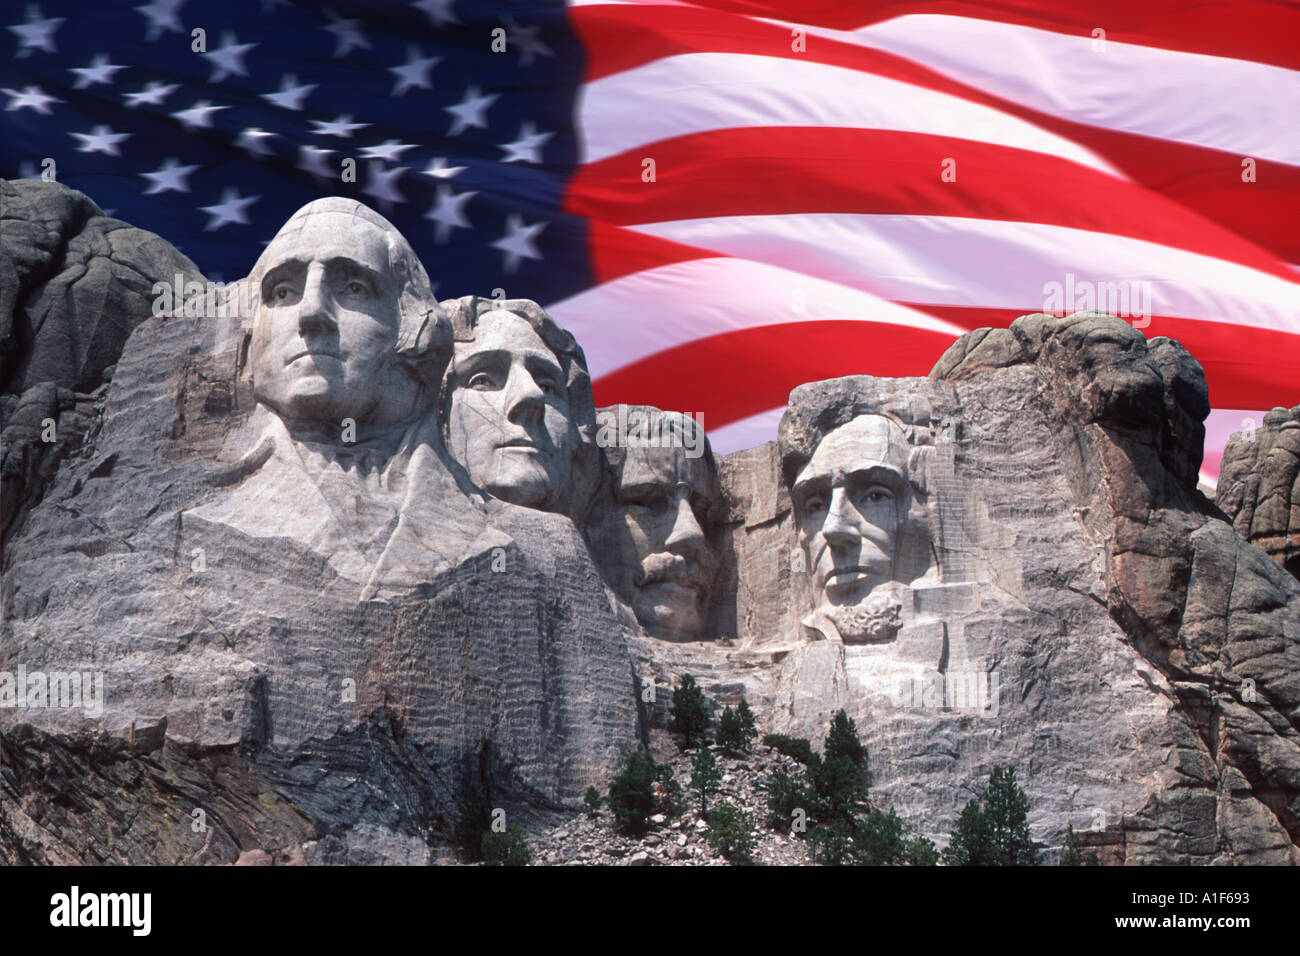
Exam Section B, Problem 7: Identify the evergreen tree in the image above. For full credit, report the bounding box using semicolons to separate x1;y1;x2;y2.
984;766;1040;865
453;787;492;862
706;802;757;863
824;709;866;766
762;733;816;766
716;705;746;756
735;698;758;752
481;824;531;866
653;762;686;818
608;749;657;833
1062;824;1101;866
943;766;1040;865
690;745;722;814
764;768;812;831
582;786;602;819
667;674;711;748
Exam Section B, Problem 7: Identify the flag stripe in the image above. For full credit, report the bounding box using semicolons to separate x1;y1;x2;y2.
572;0;1300;72
568;127;1300;284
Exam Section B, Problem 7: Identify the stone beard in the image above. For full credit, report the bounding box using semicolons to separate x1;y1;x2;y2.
588;406;721;640
445;308;581;511
791;414;911;643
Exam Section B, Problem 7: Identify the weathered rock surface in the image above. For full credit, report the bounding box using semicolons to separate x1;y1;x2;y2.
1217;405;1300;581
3;183;1298;865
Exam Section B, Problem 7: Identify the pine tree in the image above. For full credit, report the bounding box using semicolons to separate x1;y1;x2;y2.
735;698;758;752
481;824;531;866
608;749;657;833
668;673;710;748
942;798;995;866
582;786;602;819
984;766;1040;865
706;802;757;863
690;745;722;814
716;705;745;756
1062;824;1101;866
453;787;492;862
824;709;866;766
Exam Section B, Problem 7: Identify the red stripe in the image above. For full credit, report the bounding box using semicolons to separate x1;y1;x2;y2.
573;1;1300;73
571;4;1300;263
568;127;1300;284
591;315;1300;427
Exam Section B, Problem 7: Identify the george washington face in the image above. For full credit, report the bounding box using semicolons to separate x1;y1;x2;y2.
249;210;421;429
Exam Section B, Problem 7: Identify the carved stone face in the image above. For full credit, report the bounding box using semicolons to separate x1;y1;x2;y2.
791;414;908;639
590;414;720;640
446;310;575;509
250;211;418;428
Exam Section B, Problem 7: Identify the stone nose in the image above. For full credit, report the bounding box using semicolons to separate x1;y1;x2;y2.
664;487;706;555
297;263;336;336
821;486;860;547
504;366;545;425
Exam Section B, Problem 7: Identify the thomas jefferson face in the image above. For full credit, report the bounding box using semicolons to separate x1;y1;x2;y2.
446;310;576;509
591;414;720;639
250;212;419;428
792;415;907;625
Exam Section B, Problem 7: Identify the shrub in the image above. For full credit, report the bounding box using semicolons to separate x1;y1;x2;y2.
706;803;757;863
654;762;685;817
481;824;531;866
582;786;602;819
689;745;722;814
668;674;711;748
453;787;492;862
764;768;811;831
762;733;816;766
1062;825;1101;866
608;749;657;833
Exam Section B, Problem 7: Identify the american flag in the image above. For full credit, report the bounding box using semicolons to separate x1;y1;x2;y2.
3;0;1297;483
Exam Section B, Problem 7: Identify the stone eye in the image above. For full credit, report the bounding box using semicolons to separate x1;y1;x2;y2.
467;371;497;390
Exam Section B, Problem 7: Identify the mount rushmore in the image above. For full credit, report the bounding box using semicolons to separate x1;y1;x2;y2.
1;180;1298;864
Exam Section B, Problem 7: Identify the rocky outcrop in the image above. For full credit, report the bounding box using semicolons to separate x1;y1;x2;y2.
1217;405;1300;581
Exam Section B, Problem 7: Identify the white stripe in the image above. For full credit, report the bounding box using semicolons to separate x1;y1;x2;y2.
546;256;966;379
709;405;785;456
578;51;1121;175
820;15;1300;167
624;214;1300;333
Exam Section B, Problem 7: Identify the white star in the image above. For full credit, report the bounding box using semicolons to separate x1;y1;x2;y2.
322;8;370;57
298;145;335;183
445;85;497;136
140;157;199;195
171;100;228;131
499;122;552;164
492;215;546;273
7;5;64;58
363;162;407;210
308;114;369;138
70;125;131;156
200;187;259;231
388;44;440;96
70;53;127;89
358;139;416;162
236;127;278;158
2;85;60;113
123;80;178;108
425;185;476;243
261;74;316;111
203;30;256;83
412;0;458;27
134;0;185;41
421;156;466;179
504;18;553;67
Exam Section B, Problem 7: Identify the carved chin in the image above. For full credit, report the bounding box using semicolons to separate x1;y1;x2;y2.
634;583;706;639
482;454;559;508
825;592;903;644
